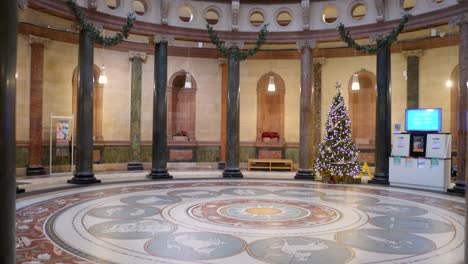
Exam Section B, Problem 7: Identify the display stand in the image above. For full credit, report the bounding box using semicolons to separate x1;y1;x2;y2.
389;133;451;192
49;114;74;175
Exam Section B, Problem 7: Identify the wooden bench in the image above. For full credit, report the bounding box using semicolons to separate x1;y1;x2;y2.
248;159;293;171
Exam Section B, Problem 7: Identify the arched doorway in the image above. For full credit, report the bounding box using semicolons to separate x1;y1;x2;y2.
256;72;285;144
72;65;104;141
167;70;197;142
348;69;376;148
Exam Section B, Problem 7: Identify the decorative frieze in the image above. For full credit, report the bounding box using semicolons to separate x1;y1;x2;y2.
375;0;385;22
232;0;240;32
301;0;310;30
161;0;170;25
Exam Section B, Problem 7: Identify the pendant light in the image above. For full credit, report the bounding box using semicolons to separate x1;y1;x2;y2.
351;73;360;90
268;75;276;92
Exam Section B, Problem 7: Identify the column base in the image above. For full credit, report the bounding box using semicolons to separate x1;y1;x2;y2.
16;186;25;194
68;172;101;184
147;168;173;180
223;168;243;178
218;162;226;170
295;169;315;180
26;166;46;176
127;162;144;171
368;172;389;185
448;181;465;194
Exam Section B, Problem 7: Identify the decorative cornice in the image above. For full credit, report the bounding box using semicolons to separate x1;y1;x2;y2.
29;35;49;46
129;51;147;62
296;40;316;49
301;0;310;30
18;0;28;9
449;13;468;27
402;49;424;58
224;41;244;49
375;0;385;22
153;34;175;45
161;0;170;25
231;0;240;32
313;57;326;65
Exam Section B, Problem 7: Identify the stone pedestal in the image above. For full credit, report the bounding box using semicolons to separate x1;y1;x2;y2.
370;46;391;185
0;1;19;261
223;44;243;178
68;29;100;184
128;51;146;171
27;36;48;176
148;35;173;180
295;40;316;180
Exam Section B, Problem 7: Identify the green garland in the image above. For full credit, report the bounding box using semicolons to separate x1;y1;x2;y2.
207;24;269;61
66;0;136;46
337;13;410;53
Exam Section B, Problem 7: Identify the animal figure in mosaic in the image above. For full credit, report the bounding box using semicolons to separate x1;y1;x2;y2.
168;235;227;255
105;208;123;216
365;204;408;213
102;220;172;235
180;191;212;197
233;189;258;196
130;209;145;216
388;217;430;230
136;196;173;204
362;234;414;249
267;239;328;261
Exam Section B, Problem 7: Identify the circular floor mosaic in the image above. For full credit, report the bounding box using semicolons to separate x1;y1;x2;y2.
16;179;465;264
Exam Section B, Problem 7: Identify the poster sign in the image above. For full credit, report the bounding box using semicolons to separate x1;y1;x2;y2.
431;137;441;150
56;120;70;156
394;156;401;166
431;158;439;168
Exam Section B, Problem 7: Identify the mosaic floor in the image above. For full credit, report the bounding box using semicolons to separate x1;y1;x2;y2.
16;179;465;264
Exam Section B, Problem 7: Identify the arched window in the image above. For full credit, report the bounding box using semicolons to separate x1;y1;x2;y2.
348;69;376;148
167;70;197;142
256;72;285;143
72;65;104;141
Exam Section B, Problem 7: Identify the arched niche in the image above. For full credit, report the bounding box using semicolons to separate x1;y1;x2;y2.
72;65;104;141
450;65;459;153
348;69;376;147
256;72;285;143
167;70;197;142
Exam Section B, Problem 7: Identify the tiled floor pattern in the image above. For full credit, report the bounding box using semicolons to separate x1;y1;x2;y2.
16;178;465;264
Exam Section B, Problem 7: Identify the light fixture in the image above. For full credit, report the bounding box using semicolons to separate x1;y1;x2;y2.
267;75;276;92
351;73;360;90
445;79;453;88
466;81;468;88
98;65;108;84
184;72;192;89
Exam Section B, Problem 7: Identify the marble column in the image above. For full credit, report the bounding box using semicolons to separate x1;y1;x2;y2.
68;29;100;184
295;40;316;180
312;58;325;162
370;46;392;184
148;35;173;180
450;14;468;194
402;49;423;109
223;42;243;178
128;51;147;171
26;36;48;176
218;59;228;169
0;0;18;261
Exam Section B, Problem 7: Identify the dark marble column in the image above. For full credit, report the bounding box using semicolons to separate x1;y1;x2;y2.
218;59;228;170
128;51;147;171
402;50;423;109
0;0;18;261
450;14;468;194
27;36;48;176
223;43;243;178
370;46;391;185
312;58;325;162
295;40;316;180
68;29;100;184
148;35;173;180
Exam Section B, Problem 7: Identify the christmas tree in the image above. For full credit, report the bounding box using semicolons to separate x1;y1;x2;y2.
315;82;360;179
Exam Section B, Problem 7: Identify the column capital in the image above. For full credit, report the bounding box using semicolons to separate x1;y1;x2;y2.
369;32;390;43
218;58;228;65
225;41;244;49
313;57;326;65
401;49;424;58
129;51;147;62
29;35;49;47
449;13;468;28
18;0;28;9
153;35;175;45
296;40;316;50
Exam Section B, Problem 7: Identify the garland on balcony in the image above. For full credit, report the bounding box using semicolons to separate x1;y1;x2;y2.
207;24;269;61
337;13;410;53
66;0;136;46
